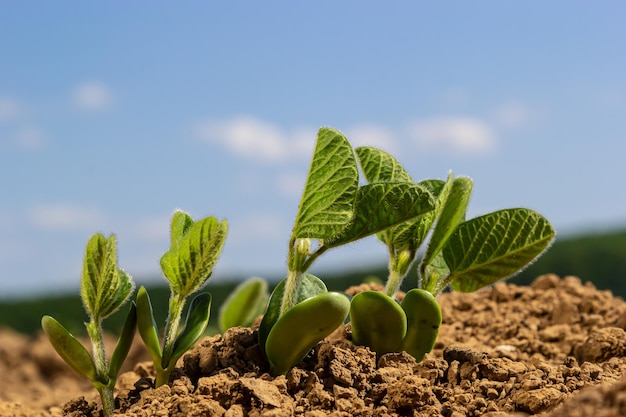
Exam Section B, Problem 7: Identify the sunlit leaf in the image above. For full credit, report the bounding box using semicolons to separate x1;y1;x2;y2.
170;210;195;247
292;128;359;240
42;315;98;382
445;208;556;293
160;216;228;297
355;146;413;183
80;233;134;321
327;182;435;248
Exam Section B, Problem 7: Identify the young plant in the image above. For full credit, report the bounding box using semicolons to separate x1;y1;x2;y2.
219;277;269;333
41;233;136;417
136;210;227;387
349;147;556;361
258;127;436;375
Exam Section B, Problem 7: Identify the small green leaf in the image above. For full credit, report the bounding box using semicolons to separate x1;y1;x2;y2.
108;303;137;381
258;273;327;355
292;127;359;240
160;216;228;297
444;208;556;293
350;291;407;357
170;210;195;247
135;286;163;367
401;289;442;361
42;315;98;381
80;233;135;321
168;292;212;367
327;182;435;248
355;146;414;183
265;291;350;375
219;277;268;332
421;175;473;292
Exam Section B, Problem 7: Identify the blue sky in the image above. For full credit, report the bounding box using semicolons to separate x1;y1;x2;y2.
1;2;625;298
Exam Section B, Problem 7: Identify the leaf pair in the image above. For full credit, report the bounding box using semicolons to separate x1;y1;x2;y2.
42;233;136;417
135;210;227;387
350;289;441;362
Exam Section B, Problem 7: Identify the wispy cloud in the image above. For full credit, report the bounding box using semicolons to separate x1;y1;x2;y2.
0;97;21;122
28;203;107;231
408;117;496;153
15;126;46;150
492;102;536;128
192;116;316;162
72;82;114;110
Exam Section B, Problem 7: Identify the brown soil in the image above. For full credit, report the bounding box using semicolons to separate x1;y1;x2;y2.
3;274;626;416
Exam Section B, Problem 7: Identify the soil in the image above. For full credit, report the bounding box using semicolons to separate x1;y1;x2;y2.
3;274;626;416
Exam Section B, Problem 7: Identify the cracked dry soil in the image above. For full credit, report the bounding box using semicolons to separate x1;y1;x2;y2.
3;274;626;416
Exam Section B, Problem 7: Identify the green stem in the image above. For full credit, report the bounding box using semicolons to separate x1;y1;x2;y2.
384;248;415;299
158;293;185;385
86;319;115;416
280;268;303;317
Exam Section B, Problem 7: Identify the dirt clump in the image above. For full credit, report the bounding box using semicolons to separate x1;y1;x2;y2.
3;274;626;416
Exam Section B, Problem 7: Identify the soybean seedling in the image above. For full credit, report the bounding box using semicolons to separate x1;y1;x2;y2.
42;233;136;417
349;147;556;361
258;127;436;375
136;210;228;387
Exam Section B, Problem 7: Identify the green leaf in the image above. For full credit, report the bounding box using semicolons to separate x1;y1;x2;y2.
350;291;407;357
355;146;413;183
445;208;556;293
80;233;134;321
401;289;442;362
258;273;327;355
135;286;163;367
292;127;359;240
41;315;98;382
421;175;473;292
326;182;435;248
170;210;195;247
219;277;268;333
160;216;228;297
265;291;350;375
168;292;212;367
108;303;137;381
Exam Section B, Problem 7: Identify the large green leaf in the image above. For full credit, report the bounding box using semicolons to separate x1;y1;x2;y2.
160;216;228;297
258;273;327;355
41;315;98;382
80;233;134;321
421;175;473;292
219;277;268;332
292;128;359;240
355;146;413;183
444;208;556;293
327;182;435;248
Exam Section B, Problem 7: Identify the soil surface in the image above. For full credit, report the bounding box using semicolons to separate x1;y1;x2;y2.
3;274;626;416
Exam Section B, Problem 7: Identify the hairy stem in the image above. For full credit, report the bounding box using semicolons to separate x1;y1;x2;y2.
384;248;416;299
86;319;115;416
158;293;186;385
280;268;303;317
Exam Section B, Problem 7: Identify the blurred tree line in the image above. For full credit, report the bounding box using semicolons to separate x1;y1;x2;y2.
1;229;625;335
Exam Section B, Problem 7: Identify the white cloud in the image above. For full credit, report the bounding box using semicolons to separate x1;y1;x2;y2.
72;82;114;110
28;203;107;231
15;126;46;150
0;97;20;121
408;117;496;153
493;102;535;128
192;116;315;162
130;214;171;241
346;124;397;153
